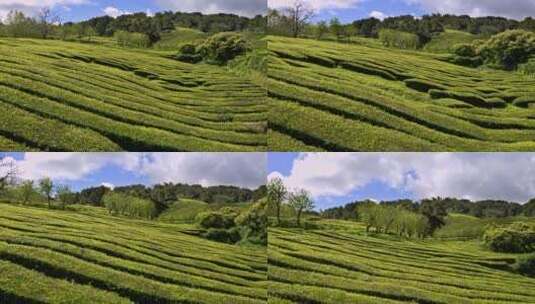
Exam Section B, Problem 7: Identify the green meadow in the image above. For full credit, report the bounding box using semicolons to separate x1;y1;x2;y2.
0;36;267;152
268;218;535;304
268;36;535;151
0;202;267;303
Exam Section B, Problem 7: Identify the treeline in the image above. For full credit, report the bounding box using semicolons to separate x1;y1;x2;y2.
323;197;535;220
76;183;266;207
268;2;535;43
0;9;265;44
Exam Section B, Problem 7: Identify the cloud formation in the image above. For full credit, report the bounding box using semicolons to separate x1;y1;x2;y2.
155;0;267;17
103;6;131;18
12;153;266;189
406;0;535;20
0;0;88;19
269;153;535;203
269;0;361;11
369;10;387;20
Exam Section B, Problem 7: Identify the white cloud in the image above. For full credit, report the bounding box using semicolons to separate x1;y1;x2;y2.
11;153;265;189
369;10;387;20
103;6;131;18
269;0;361;11
101;182;115;189
139;153;266;188
155;0;267;17
406;0;535;20
273;153;535;203
0;0;89;20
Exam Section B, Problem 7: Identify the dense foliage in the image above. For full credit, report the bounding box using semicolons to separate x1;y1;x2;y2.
483;222;535;253
198;32;249;63
477;30;535;70
114;30;151;48
378;29;420;49
514;254;535;277
358;203;428;238
103;192;158;220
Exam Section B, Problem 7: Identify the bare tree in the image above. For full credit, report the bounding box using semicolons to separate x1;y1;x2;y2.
37;7;60;39
0;154;18;194
286;1;314;38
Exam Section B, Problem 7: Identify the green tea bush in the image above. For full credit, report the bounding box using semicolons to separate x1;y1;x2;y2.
453;43;478;57
235;199;267;245
202;228;241;244
379;29;420;50
513;254;535;277
483;222;535;253
518;60;535;76
176;43;203;63
115;31;151;48
196;209;237;229
198;32;249;64
513;96;535;108
478;30;535;70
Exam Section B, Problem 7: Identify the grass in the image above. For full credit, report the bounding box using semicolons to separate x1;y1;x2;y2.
424;30;482;53
153;27;208;51
0;202;267;303
0;37;267;151
268;36;535;151
157;199;253;223
268;219;535;304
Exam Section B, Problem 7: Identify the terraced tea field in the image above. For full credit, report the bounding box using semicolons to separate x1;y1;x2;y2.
0;203;267;303
268;36;535;151
0;38;267;151
268;225;535;304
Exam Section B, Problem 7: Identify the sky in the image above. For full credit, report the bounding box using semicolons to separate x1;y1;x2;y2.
0;0;267;22
268;153;535;210
1;153;267;191
269;0;535;23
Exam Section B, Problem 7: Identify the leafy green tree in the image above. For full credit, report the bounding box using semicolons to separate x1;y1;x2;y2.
267;177;287;225
56;184;72;210
478;30;535;70
316;21;328;40
20;180;35;204
288;189;315;226
39;177;54;209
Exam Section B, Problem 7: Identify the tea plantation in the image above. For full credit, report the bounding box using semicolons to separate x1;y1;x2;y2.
268;36;535;151
0;38;267;151
268;221;535;304
0;203;267;303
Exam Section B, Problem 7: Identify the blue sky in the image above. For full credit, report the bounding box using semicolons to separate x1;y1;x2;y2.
0;0;266;22
269;0;535;23
268;153;535;210
4;153;266;192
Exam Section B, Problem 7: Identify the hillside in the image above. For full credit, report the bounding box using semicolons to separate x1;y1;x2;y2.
0;202;267;303
157;199;253;223
268;220;535;304
268;36;535;151
0;38;267;152
423;30;482;53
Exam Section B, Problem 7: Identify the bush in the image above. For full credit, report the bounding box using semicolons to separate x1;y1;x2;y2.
198;32;249;64
453;43;478;57
235;199;267;245
513;96;535;108
379;29;421;50
518;60;535;76
477;30;535;70
179;44;197;55
115;31;151;48
202;228;241;244
196;210;236;229
513;254;535;277
483;222;535;253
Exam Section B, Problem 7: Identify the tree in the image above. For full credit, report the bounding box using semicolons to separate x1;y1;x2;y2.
286;1;314;38
316;21;328;40
420;198;448;236
330;18;343;41
39;177;54;209
288;189;315;226
20;180;34;204
37;7;60;39
56;184;72;210
0;155;17;195
267;177;287;225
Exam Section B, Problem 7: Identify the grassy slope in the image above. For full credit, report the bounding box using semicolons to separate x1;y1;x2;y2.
153;27;208;50
0;202;267;303
435;213;535;239
268;219;535;304
0;37;267;151
424;30;482;53
268;36;535;151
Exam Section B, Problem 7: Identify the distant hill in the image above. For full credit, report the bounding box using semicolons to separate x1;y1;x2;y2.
424;29;482;53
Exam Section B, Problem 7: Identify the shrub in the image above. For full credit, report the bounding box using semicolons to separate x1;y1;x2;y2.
513;96;535;108
513;254;535;277
379;29;421;50
115;31;151;48
196;210;236;229
477;30;535;70
518;60;535;76
235;199;267;245
198;32;249;64
453;43;478;57
202;228;241;244
179;44;197;55
483;222;535;253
